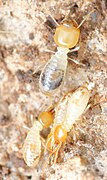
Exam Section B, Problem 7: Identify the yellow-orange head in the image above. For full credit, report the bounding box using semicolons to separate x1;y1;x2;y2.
38;111;53;128
54;124;67;143
54;19;80;49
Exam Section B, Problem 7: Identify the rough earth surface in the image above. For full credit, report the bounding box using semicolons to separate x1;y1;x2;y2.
0;0;107;180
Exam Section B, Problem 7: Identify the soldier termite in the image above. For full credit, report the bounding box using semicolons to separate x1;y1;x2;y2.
45;85;90;163
22;111;53;167
39;11;94;95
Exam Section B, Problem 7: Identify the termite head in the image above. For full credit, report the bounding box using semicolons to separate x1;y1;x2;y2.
54;124;67;143
46;124;67;163
38;111;53;128
54;10;94;49
54;19;80;49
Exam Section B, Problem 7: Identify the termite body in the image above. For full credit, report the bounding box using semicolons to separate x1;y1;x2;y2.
46;86;90;163
39;11;93;95
22;121;42;167
39;18;80;95
22;86;91;165
22;111;53;167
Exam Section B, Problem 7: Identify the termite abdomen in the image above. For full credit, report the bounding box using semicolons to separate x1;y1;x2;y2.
22;122;42;167
39;47;69;94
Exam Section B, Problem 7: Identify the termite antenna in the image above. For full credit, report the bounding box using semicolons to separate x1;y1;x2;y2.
47;14;59;27
44;7;59;27
77;10;95;29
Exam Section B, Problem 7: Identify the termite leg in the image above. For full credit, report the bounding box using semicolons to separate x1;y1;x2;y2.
32;63;45;75
53;142;62;164
83;104;91;113
69;46;80;53
29;114;34;126
68;57;85;66
40;137;46;149
45;134;54;153
45;103;55;114
44;49;55;54
45;45;80;55
23;125;30;131
47;142;62;164
92;97;107;108
68;46;85;66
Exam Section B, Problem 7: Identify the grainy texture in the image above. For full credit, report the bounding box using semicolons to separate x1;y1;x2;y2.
0;0;107;179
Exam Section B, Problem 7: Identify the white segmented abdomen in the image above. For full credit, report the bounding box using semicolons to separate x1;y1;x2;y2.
22;121;43;167
53;86;90;132
64;86;90;131
39;47;69;94
53;95;68;125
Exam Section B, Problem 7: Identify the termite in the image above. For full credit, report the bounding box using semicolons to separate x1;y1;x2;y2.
22;111;53;167
46;86;90;163
39;11;94;95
